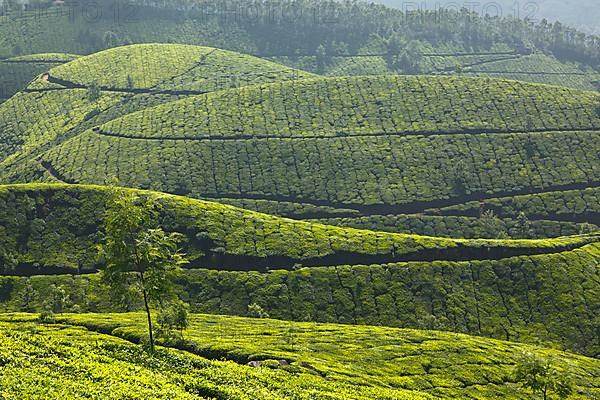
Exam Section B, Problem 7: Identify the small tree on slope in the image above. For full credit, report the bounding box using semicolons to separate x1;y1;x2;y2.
98;188;188;352
514;352;573;400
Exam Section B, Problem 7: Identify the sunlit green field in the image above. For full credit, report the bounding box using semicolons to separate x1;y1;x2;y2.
1;313;596;399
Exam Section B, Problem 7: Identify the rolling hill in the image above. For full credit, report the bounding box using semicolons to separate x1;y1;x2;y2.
0;315;433;400
0;0;598;95
1;313;598;399
0;1;599;397
0;44;313;175
0;183;599;357
2;60;596;240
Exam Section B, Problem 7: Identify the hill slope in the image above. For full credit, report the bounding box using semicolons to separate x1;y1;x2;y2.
0;184;599;356
3;183;595;274
0;44;313;174
0;316;431;400
6;75;597;236
4;313;598;400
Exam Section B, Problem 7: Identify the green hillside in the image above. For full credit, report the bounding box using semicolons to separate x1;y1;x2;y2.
90;75;600;139
3;313;599;399
286;50;600;90
8;75;597;228
0;1;599;397
2;70;597;241
460;54;600;91
0;53;79;103
7;312;600;400
3;183;595;274
0;316;433;400
0;44;313;174
0;184;599;356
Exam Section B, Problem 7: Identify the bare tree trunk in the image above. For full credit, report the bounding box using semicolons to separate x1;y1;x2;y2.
139;272;154;352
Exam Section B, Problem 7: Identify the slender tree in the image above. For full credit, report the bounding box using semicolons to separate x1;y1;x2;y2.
98;188;188;351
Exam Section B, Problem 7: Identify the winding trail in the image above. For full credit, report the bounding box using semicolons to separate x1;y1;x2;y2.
24;74;212;96
91;126;600;141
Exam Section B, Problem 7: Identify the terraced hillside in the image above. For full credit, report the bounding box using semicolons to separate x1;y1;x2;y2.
4;183;595;273
1;0;599;92
0;44;314;180
1;184;599;357
282;51;600;90
460;54;600;91
0;316;434;400
1;2;599;397
6;71;597;239
1;313;598;400
0;53;79;104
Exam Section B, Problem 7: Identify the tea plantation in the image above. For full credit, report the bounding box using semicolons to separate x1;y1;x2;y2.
4;312;598;400
0;316;436;400
1;48;599;242
0;44;312;170
0;184;599;358
0;53;78;103
0;0;599;397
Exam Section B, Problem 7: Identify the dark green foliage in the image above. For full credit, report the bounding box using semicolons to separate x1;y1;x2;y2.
313;214;592;239
436;187;600;224
156;299;189;340
247;303;270;318
513;212;534;239
86;83;101;102
479;210;508;239
0;54;78;103
1;184;596;275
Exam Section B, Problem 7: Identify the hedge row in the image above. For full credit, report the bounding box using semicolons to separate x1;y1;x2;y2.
312;214;594;239
1;184;596;274
435;186;600;222
34;131;600;208
2;241;599;357
100;75;600;139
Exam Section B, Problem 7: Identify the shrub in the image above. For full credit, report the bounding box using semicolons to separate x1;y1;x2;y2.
247;303;270;319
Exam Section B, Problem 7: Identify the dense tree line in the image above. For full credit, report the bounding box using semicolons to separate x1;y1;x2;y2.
1;0;599;70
